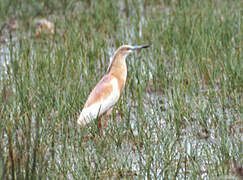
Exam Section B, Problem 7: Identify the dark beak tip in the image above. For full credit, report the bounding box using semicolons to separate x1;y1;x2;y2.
142;44;151;48
132;44;151;50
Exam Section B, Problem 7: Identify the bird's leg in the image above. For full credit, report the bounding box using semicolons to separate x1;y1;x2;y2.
98;108;113;136
103;119;107;129
98;117;102;136
98;115;104;136
103;108;111;130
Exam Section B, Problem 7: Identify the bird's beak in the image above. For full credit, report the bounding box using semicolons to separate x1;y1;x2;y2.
131;44;151;51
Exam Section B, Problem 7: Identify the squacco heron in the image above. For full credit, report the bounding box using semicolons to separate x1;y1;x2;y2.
77;44;150;134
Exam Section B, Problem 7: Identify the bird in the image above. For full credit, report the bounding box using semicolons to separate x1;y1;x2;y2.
77;44;150;135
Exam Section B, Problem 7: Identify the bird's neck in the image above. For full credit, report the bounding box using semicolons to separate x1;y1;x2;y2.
108;55;127;92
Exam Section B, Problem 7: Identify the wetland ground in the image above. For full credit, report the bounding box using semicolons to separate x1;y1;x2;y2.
0;0;242;179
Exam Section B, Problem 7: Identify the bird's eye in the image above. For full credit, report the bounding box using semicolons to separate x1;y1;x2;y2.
122;47;130;51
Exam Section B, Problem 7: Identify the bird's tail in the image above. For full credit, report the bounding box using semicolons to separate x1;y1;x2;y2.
77;112;91;127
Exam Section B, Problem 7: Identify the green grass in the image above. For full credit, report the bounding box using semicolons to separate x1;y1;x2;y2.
0;0;242;179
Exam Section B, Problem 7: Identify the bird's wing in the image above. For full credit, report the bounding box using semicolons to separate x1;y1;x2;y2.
77;75;120;126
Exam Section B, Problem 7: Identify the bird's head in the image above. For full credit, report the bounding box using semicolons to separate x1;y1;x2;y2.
107;44;150;73
114;44;151;58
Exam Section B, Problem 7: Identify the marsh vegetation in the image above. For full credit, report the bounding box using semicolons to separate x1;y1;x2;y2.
0;0;242;179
